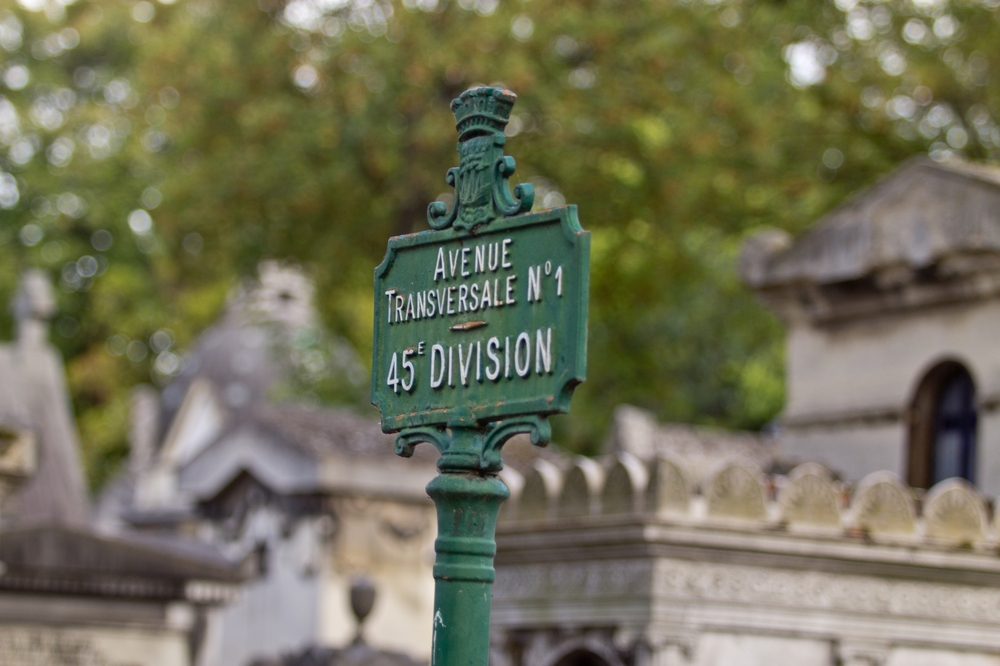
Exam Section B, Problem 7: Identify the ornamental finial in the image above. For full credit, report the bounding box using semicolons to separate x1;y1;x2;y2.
450;87;516;140
427;87;534;232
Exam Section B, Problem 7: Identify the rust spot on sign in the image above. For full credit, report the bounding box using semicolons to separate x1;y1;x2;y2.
450;320;488;332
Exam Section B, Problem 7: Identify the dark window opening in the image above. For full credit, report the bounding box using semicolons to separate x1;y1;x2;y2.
908;361;977;488
553;650;614;666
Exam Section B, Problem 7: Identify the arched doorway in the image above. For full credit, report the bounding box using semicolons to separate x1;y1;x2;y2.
908;361;978;488
552;649;615;666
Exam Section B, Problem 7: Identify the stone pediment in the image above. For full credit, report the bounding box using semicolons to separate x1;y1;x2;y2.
741;158;1000;321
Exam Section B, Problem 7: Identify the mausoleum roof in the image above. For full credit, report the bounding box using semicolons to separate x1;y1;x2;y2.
741;157;1000;290
250;403;437;463
0;525;245;601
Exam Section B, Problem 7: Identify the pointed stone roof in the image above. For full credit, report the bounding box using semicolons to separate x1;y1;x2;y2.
0;525;244;599
0;270;89;527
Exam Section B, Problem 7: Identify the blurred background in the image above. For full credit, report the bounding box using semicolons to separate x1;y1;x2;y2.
2;0;998;491
4;2;1000;665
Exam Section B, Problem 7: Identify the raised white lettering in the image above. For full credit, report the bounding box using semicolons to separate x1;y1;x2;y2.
488;243;500;271
469;282;480;310
448;345;454;387
416;291;427;319
427;290;437;317
385;289;397;323
401;349;415;391
475;245;485;273
387;353;400;393
535;328;551;374
476;341;482;382
505;336;511;378
515;332;531;378
527;266;542;303
430;344;446;388
486;337;501;381
480;280;492;311
458;343;473;386
434;248;446;282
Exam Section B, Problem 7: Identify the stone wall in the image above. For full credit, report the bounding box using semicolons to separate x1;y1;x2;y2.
493;454;1000;666
780;298;1000;494
0;597;196;666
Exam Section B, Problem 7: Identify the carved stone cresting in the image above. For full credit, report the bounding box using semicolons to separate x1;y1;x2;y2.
851;472;916;537
498;453;1000;550
517;459;563;521
558;457;605;518
646;455;691;517
704;459;767;521
923;478;988;545
779;463;841;529
498;466;525;520
602;452;648;515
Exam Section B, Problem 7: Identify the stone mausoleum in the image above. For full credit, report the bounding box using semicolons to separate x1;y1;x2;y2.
488;158;1000;666
0;270;243;666
98;262;439;666
742;156;1000;492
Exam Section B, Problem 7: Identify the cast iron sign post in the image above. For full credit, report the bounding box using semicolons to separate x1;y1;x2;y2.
371;87;590;666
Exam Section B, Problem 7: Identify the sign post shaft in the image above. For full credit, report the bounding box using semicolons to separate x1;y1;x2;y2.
427;443;508;666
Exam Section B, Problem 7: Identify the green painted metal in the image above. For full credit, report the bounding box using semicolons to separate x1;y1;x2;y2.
427;471;507;666
371;87;589;666
371;206;589;431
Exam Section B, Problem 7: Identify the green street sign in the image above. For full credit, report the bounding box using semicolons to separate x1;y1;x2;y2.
371;206;589;432
370;87;590;666
371;88;590;434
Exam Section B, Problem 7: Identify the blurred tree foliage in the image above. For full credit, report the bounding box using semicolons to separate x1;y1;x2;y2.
0;0;998;487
